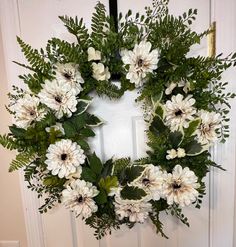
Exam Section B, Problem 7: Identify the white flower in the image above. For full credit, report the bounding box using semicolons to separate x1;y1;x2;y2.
55;63;84;94
87;47;101;61
62;179;99;218
38;79;77;119
114;195;152;223
132;164;164;200
164;94;196;131
162;165;200;207
13;94;46;129
45;139;85;178
196;110;221;145
165;81;191;95
92;62;111;81
166;149;177;160
45;122;65;135
121;41;159;87
166;148;186;160
177;148;186;158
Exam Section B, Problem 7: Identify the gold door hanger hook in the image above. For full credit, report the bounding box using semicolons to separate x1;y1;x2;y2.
208;21;216;57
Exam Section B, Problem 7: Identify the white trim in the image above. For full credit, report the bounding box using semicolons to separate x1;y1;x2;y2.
0;1;46;247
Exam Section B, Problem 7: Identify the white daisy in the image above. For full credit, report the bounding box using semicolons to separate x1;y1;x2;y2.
164;94;196;131
38;79;77;119
114;195;152;223
45;139;85;178
196;110;221;145
131;164;164;201
92;62;111;81
55;63;84;94
13;94;46;129
121;41;159;87
62;179;99;218
87;47;101;61
162;165;200;207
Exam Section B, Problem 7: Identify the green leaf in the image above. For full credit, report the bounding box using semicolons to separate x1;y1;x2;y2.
80;128;95;137
125;166;145;183
151;92;163;105
94;189;107;204
9;125;26;138
120;186;147;200
86;114;103;127
88;152;103;175
81;167;97;183
101;158;113;177
155;104;165;119
185;140;205;156
169;130;184;148
76;139;90;151
75;99;92;115
63;121;76;138
98;176;118;193
150;115;167;136
184;119;201;137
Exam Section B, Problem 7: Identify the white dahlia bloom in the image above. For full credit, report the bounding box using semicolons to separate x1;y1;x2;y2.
62;179;99;218
196;110;221;145
87;47;101;61
132;164;164;201
92;62;111;81
38;79;77;119
55;63;84;95
121;41;159;87
162;165;200;207
45;139;85;178
114;196;152;223
164;94;196;131
14;94;46;129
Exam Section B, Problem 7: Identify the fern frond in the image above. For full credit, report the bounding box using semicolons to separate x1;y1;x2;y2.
9;150;36;172
59;16;89;48
112;157;131;176
19;73;44;94
96;81;125;99
91;2;109;48
46;38;82;64
17;36;51;74
0;134;18;150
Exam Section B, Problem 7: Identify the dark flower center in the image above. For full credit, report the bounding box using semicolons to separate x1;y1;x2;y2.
142;178;150;186
77;196;84;203
172;182;182;190
138;58;144;67
63;72;72;80
29;110;36;116
175;109;183;116
55;96;62;103
61;153;67;161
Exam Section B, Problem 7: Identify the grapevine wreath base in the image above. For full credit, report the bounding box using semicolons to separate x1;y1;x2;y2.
0;0;235;240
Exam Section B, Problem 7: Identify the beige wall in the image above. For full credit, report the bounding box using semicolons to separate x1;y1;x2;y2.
0;27;28;247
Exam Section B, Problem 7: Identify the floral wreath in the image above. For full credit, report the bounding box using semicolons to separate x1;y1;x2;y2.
1;0;235;240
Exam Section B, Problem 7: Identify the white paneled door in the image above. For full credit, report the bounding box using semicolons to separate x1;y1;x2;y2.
0;0;235;247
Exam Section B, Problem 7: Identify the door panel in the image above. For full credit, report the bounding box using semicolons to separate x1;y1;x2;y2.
3;0;236;247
